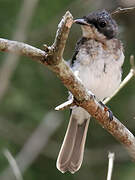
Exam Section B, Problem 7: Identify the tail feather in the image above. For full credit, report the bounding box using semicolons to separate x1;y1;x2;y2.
56;110;90;173
68;119;89;173
57;115;78;169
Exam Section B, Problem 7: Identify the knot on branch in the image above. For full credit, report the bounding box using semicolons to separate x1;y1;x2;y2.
42;44;55;65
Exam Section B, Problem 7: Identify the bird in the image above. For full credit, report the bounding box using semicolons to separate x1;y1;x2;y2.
56;9;124;174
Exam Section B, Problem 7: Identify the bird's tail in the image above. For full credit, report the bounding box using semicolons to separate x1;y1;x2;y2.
56;108;90;173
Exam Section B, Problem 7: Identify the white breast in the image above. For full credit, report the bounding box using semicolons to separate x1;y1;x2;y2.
72;39;124;101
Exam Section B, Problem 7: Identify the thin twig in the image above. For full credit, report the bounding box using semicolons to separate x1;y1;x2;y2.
29;0;89;42
104;55;135;104
52;11;73;64
112;7;135;16
55;98;75;111
107;152;115;180
3;149;23;180
44;11;73;65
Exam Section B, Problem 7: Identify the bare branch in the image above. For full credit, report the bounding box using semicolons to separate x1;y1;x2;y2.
107;152;115;180
0;11;135;161
0;38;46;62
52;11;73;64
3;149;23;180
44;11;73;65
112;7;135;16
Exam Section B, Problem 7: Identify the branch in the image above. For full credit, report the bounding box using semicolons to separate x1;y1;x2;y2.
52;11;73;64
55;98;75;111
107;152;115;180
0;38;46;62
0;11;135;161
111;7;135;16
43;11;73;65
3;149;23;180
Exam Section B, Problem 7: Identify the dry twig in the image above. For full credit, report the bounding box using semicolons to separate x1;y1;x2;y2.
112;7;135;16
55;98;75;111
3;149;23;180
107;152;115;180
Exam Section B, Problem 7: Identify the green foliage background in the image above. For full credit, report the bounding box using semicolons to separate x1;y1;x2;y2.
0;0;135;179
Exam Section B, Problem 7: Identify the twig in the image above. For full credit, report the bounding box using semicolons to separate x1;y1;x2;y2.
112;7;135;16
104;55;135;104
29;0;88;42
52;11;73;64
107;152;115;180
55;98;75;111
44;11;73;65
3;149;23;180
0;12;135;161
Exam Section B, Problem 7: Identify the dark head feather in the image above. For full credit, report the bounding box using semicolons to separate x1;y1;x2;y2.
83;10;118;39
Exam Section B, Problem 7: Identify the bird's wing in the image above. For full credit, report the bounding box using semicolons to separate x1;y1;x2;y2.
70;37;88;66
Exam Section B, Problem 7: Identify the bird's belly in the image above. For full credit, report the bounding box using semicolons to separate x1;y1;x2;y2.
72;58;122;100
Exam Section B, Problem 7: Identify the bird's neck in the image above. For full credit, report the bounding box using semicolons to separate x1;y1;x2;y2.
81;25;107;43
80;35;122;54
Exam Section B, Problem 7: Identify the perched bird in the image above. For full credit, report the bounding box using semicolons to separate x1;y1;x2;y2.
57;10;124;173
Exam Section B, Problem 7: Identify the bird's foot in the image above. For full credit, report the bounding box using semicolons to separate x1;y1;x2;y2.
99;101;113;121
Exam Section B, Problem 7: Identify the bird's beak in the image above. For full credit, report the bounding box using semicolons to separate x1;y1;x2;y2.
74;18;89;26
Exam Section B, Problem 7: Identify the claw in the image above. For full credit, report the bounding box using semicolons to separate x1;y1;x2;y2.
99;101;113;121
107;109;113;121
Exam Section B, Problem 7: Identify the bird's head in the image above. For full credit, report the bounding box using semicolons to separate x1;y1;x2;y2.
74;10;118;41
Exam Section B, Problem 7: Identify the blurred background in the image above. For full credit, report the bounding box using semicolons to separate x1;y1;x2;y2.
0;0;135;179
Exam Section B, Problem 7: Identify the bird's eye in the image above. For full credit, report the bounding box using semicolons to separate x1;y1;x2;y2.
99;21;106;28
